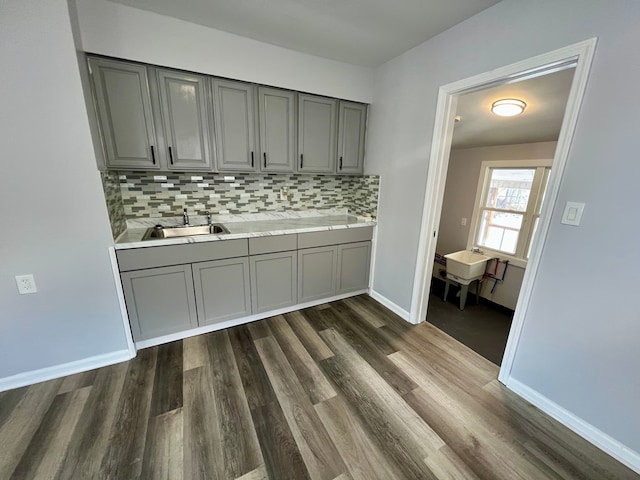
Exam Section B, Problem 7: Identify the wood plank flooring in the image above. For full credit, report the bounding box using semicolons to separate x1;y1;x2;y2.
1;294;637;479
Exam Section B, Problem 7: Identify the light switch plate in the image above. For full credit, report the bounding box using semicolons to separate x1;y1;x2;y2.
561;202;585;226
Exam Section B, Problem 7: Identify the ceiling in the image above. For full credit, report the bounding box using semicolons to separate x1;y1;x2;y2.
107;0;502;67
451;67;576;149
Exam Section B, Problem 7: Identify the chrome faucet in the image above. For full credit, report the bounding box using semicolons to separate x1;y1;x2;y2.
205;211;211;225
472;247;484;254
182;208;190;226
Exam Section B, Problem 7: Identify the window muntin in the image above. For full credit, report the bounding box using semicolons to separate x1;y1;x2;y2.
469;160;552;263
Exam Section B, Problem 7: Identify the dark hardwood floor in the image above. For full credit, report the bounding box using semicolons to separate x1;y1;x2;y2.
0;295;636;479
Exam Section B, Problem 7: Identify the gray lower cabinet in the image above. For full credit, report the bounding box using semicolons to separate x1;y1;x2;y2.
298;94;337;173
155;69;214;171
213;79;258;172
258;87;296;173
89;57;158;170
337;241;372;294
250;251;297;313
337;101;367;174
120;264;198;341
298;246;338;303
192;257;251;326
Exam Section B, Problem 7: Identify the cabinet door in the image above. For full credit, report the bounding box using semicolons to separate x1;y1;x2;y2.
89;57;158;169
213;79;258;172
298;246;338;303
121;265;197;341
258;87;295;173
337;101;366;174
250;251;297;313
192;257;251;325
337;242;371;294
298;94;337;173
156;69;214;171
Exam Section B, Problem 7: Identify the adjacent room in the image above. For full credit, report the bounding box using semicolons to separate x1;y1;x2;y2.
1;0;639;478
428;67;574;366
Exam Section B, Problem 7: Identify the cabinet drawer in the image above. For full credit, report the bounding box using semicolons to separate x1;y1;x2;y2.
298;227;373;249
249;234;297;255
117;239;248;271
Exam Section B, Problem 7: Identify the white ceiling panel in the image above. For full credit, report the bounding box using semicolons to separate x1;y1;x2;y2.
107;0;502;66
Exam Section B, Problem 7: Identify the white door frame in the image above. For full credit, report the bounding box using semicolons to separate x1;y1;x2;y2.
408;38;597;384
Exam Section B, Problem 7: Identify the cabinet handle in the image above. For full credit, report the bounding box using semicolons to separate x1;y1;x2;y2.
263;152;267;168
339;156;343;170
251;151;254;168
168;146;174;165
151;145;156;165
300;153;304;169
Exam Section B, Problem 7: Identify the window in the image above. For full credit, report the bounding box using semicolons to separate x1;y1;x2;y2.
468;160;552;264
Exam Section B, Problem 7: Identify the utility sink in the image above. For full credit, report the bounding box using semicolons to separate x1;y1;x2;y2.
141;223;229;240
444;250;492;282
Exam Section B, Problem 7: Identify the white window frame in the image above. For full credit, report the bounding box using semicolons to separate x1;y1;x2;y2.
467;159;553;268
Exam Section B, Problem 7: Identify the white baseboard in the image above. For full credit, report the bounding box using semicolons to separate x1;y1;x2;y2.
368;289;411;322
0;349;133;393
507;378;640;475
136;289;369;349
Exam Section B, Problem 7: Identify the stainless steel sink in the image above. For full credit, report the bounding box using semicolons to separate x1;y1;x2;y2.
141;223;229;240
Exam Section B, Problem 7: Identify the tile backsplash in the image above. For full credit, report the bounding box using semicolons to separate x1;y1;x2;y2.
101;171;379;236
100;171;127;239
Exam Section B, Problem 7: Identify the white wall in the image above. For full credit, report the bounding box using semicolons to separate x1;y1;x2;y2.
73;0;373;103
366;0;640;457
0;0;129;381
436;142;557;309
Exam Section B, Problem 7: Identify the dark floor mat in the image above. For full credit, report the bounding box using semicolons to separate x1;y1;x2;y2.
426;284;513;365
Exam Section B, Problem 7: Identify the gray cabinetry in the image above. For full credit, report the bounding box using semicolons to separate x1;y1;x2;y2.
213;79;258;172
298;94;337;173
193;257;251;325
337;241;371;294
89;57;158;169
298;246;338;303
155;69;213;171
258;87;296;172
120;265;198;341
337;101;366;174
250;251;297;313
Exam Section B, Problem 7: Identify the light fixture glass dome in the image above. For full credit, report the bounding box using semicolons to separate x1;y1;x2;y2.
491;99;526;117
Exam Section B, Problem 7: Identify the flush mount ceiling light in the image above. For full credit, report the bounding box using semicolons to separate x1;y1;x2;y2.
491;99;526;117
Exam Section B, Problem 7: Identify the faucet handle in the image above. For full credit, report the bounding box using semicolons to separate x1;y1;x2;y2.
205;211;211;225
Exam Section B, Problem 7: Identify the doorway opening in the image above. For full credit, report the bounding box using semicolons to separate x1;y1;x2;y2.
408;38;597;384
427;67;575;366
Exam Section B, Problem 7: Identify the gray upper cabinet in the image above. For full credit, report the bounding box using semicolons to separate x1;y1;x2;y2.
213;79;258;172
337;102;367;175
298;94;337;173
258;87;296;173
89;57;158;170
155;69;214;171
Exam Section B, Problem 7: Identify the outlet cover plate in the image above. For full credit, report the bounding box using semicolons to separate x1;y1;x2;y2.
16;274;37;294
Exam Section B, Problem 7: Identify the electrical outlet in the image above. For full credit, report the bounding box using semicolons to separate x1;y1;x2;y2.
280;188;288;201
461;217;467;226
16;274;37;294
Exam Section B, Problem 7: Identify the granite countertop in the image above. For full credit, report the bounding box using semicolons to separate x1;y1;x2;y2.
115;209;376;249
